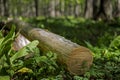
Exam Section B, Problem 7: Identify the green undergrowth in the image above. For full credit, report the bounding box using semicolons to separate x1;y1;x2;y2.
0;17;120;80
0;25;67;80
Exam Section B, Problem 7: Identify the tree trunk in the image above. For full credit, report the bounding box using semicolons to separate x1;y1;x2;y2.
64;1;69;16
7;19;93;75
117;0;120;17
55;0;61;17
103;0;113;20
68;3;74;16
115;0;120;17
84;0;93;18
3;0;9;17
38;0;42;16
0;0;2;16
49;0;55;17
74;0;81;17
34;0;39;16
93;0;100;19
93;0;113;20
60;0;64;16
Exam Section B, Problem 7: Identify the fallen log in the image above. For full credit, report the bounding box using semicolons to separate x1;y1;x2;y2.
6;19;93;75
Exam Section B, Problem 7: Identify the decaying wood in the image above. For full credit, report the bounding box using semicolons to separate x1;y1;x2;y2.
6;19;93;75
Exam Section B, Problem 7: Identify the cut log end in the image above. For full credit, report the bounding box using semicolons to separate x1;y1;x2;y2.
6;19;93;75
66;47;93;75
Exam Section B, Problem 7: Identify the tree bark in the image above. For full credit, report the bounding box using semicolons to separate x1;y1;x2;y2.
115;0;120;17
68;2;74;16
7;19;93;75
93;0;100;19
74;0;81;17
0;0;1;16
84;0;93;18
103;0;113;20
60;0;64;16
49;0;55;17
117;0;120;17
55;0;61;17
34;0;39;16
93;0;113;20
3;0;9;17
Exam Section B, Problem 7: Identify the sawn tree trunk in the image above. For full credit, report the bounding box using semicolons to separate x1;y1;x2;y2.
6;19;93;75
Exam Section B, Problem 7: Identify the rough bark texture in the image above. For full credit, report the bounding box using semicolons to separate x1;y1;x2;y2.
7;19;93;75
